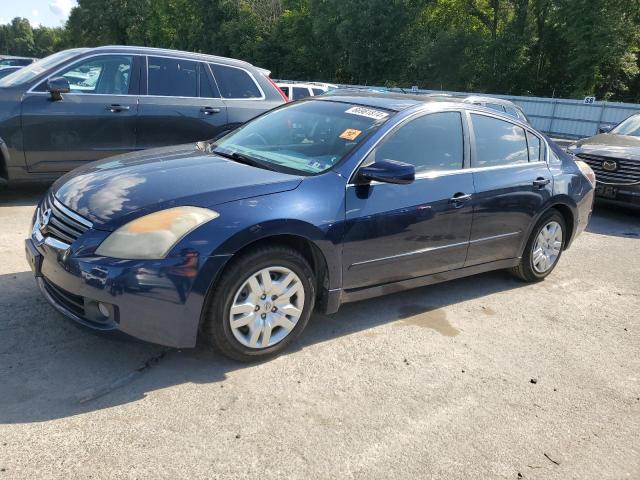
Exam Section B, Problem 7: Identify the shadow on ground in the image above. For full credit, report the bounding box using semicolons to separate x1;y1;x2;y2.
0;268;524;425
586;204;639;239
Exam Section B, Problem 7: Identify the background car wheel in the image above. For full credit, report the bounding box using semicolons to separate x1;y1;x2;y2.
510;209;566;282
202;245;315;362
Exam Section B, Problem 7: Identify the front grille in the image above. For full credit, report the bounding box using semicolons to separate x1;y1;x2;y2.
576;153;640;185
40;194;92;245
42;277;85;318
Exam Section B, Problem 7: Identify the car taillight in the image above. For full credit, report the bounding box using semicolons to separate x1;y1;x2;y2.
575;159;596;188
266;76;289;102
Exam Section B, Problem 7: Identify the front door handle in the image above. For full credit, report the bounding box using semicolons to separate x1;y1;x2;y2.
449;192;472;208
106;104;130;112
201;107;221;115
533;177;551;188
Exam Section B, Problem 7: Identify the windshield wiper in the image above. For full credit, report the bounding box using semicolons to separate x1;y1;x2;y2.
212;149;276;171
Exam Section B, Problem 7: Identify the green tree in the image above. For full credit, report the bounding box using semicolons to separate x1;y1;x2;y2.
1;0;639;101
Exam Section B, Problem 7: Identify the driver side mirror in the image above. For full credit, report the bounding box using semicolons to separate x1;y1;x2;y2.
598;124;614;134
358;159;415;185
47;76;71;101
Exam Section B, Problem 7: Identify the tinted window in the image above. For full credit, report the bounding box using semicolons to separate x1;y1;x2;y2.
370;112;464;173
59;55;133;94
487;103;506;113
526;131;541;161
471;114;528;167
0;58;31;66
504;106;518;118
312;88;324;96
148;56;197;97
198;63;219;98
279;86;290;99
292;87;310;100
211;64;262;98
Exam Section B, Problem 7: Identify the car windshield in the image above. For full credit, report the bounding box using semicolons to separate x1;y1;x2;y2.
611;114;640;137
212;100;392;174
0;50;81;87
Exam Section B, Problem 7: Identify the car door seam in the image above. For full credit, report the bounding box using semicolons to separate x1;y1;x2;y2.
350;231;521;268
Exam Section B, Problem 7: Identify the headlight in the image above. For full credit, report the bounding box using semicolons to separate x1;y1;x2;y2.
95;206;219;259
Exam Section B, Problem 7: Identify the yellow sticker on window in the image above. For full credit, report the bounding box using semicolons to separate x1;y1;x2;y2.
339;128;362;141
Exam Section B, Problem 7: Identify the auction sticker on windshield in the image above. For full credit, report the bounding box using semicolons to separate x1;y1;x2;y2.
345;106;389;120
339;128;362;140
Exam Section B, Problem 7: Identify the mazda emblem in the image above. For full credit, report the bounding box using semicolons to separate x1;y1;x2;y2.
602;160;617;172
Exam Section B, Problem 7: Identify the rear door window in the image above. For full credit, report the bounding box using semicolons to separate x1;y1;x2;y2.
471;114;528;167
148;56;197;97
279;86;290;99
312;88;324;96
292;87;310;100
210;64;262;99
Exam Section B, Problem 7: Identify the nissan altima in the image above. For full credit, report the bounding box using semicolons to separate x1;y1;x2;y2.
26;91;595;361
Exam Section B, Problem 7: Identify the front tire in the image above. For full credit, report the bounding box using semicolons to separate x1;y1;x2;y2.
202;245;316;362
511;210;566;282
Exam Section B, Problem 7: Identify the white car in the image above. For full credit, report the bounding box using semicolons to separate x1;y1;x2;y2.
276;82;337;101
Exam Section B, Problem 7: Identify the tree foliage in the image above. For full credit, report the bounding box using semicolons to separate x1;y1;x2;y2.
1;0;639;101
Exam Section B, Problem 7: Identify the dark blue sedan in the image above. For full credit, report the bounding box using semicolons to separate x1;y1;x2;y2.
26;91;595;361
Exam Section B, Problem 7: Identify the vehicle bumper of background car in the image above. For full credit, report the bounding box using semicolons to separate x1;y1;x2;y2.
26;236;228;348
595;182;640;209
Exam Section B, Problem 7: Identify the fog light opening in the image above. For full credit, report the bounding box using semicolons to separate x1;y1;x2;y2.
98;302;110;318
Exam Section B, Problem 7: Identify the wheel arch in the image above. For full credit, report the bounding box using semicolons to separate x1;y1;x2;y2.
517;198;578;258
550;202;576;249
225;233;330;295
195;225;339;332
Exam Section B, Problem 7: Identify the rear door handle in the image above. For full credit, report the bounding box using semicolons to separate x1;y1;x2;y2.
449;192;472;208
533;177;551;188
106;104;130;112
201;107;221;115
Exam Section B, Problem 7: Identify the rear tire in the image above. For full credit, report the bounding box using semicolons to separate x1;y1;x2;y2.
510;209;566;282
202;245;315;362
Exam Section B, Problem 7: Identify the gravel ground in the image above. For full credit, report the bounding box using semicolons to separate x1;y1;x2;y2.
0;185;638;480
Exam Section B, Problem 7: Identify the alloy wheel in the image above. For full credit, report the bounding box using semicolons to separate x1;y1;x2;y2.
532;221;563;273
229;266;305;349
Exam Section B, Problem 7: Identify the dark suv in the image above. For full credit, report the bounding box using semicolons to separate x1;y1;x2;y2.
0;46;286;184
567;113;640;208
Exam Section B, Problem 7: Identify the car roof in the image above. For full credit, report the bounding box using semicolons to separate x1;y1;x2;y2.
317;89;467;111
277;81;335;88
91;45;256;69
460;95;521;107
316;89;535;129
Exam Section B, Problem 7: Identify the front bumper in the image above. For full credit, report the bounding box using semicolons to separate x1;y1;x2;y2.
595;182;640;209
26;235;229;348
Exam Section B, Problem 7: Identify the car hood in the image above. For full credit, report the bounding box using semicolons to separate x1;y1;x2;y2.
571;134;640;161
52;144;304;230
